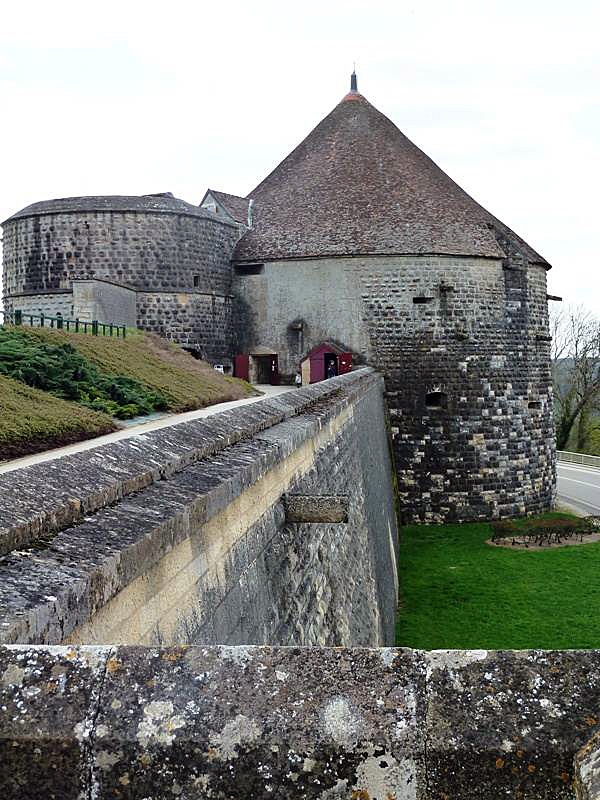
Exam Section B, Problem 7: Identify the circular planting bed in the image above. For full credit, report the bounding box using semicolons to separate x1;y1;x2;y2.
488;515;600;549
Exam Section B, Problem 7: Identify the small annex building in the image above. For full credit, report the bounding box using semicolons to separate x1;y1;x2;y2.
300;342;352;385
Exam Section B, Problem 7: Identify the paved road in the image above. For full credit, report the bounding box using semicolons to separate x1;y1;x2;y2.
0;384;294;476
557;462;600;515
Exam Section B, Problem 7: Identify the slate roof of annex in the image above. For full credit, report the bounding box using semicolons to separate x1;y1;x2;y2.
208;191;250;225
235;87;549;267
3;193;229;225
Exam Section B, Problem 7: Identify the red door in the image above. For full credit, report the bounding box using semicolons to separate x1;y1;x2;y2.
234;354;249;381
269;355;280;385
338;352;353;374
310;354;325;383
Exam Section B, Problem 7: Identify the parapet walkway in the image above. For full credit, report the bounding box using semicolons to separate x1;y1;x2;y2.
0;384;293;475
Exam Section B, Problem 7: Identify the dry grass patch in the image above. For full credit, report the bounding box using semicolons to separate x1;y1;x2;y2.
0;374;116;459
8;326;253;411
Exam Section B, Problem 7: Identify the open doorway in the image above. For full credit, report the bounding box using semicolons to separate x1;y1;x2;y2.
253;354;279;384
234;348;279;385
323;352;338;379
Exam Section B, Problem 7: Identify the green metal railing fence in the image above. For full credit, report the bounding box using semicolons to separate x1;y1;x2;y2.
0;309;126;338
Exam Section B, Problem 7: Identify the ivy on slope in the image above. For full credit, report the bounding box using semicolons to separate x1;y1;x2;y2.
0;328;168;419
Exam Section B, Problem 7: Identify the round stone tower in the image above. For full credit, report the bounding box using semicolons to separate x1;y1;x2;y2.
2;193;240;362
231;73;556;521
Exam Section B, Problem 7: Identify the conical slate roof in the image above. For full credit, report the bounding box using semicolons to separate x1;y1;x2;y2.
235;82;549;267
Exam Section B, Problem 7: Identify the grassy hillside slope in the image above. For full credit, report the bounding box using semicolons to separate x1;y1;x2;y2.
0;373;116;459
8;327;251;411
0;326;253;458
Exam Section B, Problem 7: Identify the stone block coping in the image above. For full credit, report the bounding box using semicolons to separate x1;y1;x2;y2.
0;645;597;798
0;369;375;559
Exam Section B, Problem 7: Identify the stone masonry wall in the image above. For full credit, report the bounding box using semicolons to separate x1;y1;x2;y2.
2;290;73;319
2;210;238;296
1;644;600;799
136;291;233;362
0;369;398;649
234;253;556;521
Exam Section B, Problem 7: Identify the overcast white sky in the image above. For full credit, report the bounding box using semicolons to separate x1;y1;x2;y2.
1;0;598;310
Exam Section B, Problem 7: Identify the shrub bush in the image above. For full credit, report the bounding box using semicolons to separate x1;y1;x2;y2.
0;328;168;419
526;518;579;535
490;520;521;540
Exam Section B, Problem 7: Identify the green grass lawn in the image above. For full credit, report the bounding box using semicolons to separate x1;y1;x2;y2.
396;513;600;650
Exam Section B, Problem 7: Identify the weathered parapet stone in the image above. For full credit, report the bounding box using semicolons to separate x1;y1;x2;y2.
0;369;398;649
1;645;599;799
0;370;369;557
0;645;111;799
424;648;599;798
575;731;600;800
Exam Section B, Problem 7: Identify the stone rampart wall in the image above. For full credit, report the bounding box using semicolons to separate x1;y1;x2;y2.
1;644;598;799
136;291;233;361
2;290;73;319
0;369;398;649
234;253;556;521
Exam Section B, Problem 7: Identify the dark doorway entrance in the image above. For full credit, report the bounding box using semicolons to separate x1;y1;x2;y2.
255;355;273;384
259;354;280;385
234;350;279;385
324;353;338;379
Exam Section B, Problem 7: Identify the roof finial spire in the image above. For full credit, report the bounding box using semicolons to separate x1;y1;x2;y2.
350;66;358;93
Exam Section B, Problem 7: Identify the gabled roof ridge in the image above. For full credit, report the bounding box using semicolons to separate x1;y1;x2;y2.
209;188;247;203
203;189;250;225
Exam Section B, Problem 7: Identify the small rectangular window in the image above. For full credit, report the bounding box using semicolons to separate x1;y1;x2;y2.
413;296;434;304
193;275;200;288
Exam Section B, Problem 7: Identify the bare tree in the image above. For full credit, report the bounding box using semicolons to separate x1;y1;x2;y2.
551;306;600;451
